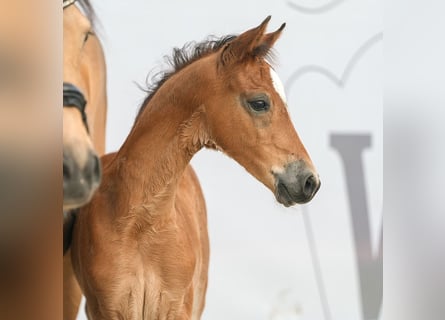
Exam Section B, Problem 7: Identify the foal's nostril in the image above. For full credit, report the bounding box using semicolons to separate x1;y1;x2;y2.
303;174;317;198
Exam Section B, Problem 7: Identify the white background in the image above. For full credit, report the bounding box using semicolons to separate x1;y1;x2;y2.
77;1;382;319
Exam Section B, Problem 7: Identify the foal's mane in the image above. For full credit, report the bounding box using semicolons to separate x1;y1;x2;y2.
135;35;236;121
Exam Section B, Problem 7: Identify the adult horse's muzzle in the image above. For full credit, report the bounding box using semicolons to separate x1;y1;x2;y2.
274;160;321;207
63;82;101;209
63;148;101;209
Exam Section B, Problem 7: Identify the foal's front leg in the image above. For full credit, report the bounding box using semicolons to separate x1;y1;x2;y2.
86;303;139;320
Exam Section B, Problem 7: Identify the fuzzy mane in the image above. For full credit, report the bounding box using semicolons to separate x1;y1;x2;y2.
135;35;237;121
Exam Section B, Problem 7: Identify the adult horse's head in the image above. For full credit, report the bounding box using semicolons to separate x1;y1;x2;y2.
63;0;104;210
205;17;320;206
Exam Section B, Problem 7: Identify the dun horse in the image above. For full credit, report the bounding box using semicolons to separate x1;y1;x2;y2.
72;17;320;319
63;0;106;211
63;0;108;319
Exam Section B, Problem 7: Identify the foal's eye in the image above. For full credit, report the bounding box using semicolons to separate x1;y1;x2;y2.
248;99;270;112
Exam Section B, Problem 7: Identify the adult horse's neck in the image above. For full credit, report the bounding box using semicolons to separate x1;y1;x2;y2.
112;56;214;218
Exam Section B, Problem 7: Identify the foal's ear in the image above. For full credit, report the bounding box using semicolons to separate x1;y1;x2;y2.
220;16;272;66
255;22;286;57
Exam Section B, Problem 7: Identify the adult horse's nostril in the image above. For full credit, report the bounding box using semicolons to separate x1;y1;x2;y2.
303;174;317;198
92;154;101;184
63;155;76;182
63;162;71;181
83;153;101;185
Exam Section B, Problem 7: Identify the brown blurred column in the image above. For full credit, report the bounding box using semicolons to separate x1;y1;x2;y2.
0;1;62;319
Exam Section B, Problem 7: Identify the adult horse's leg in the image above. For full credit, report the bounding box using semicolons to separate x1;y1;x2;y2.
64;252;83;319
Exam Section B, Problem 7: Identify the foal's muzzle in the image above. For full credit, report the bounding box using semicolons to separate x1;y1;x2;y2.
274;160;320;207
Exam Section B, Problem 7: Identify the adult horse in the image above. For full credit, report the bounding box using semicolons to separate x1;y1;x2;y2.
63;0;106;211
63;0;107;319
72;17;320;319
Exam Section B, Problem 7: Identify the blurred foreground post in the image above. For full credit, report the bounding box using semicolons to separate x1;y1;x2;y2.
0;1;62;319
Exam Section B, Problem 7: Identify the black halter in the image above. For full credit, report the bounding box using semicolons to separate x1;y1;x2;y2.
63;82;89;132
63;1;89;132
63;0;78;10
63;1;87;255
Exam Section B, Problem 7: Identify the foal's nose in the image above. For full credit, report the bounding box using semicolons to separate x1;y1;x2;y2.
63;150;101;207
274;160;320;206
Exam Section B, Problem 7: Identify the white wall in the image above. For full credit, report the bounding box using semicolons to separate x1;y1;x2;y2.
78;1;382;319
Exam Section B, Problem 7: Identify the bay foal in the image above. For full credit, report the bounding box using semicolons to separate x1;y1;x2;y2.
72;17;320;319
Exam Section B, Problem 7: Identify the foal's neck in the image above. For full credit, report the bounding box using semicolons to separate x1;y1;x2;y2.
113;58;213;217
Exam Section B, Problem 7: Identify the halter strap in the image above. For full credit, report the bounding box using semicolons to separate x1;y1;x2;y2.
63;0;78;10
63;82;89;132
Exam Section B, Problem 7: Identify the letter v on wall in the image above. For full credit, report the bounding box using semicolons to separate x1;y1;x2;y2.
330;134;382;320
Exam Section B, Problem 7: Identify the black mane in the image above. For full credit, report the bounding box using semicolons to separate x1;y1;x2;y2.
135;35;237;121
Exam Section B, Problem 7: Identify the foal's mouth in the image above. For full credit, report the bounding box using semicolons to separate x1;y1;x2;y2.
275;181;309;207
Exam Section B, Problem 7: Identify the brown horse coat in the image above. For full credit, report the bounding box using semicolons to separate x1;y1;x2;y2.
72;17;319;320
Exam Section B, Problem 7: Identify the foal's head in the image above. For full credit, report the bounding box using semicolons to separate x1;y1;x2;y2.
205;17;320;206
63;0;102;210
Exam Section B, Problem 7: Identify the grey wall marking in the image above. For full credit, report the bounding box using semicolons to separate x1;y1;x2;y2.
284;31;382;320
331;134;382;320
287;0;346;14
300;205;333;320
285;32;383;93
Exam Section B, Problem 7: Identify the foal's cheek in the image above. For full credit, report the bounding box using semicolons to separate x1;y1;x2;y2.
253;114;272;129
